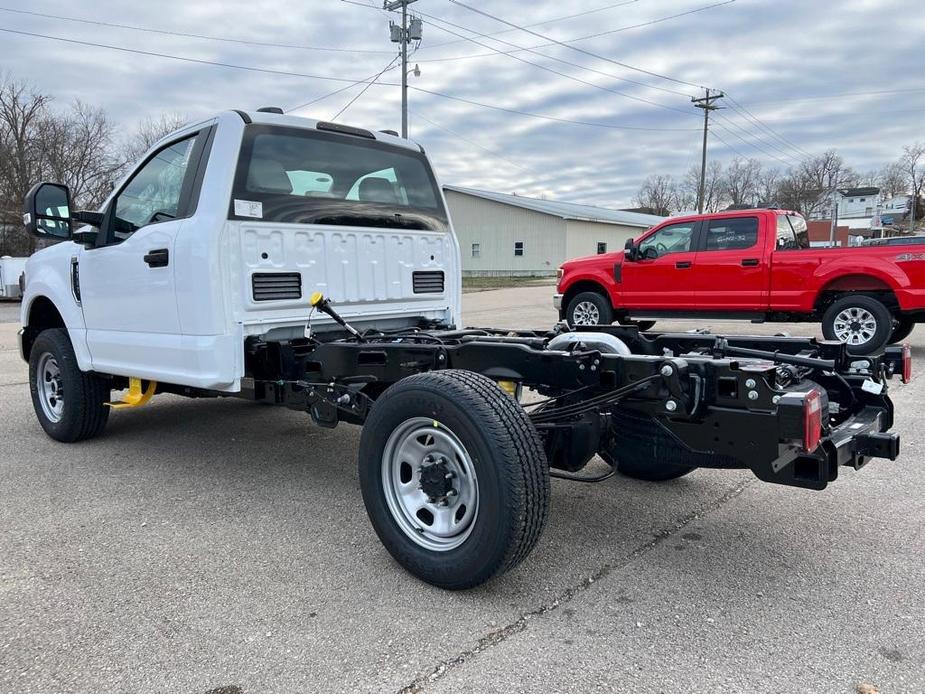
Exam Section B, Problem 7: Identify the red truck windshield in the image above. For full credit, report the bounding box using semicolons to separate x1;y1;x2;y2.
776;214;810;250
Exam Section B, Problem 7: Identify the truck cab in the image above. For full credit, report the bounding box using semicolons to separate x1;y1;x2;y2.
20;110;461;392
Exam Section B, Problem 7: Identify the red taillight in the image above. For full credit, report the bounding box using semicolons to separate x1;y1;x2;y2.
902;343;912;383
803;388;823;452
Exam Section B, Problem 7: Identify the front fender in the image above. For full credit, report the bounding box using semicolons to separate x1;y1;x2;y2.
21;245;91;370
561;265;622;306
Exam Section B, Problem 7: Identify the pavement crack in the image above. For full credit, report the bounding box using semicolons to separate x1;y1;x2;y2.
0;381;28;388
397;479;754;694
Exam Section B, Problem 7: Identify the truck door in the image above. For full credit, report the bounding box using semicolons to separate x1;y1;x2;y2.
78;131;209;383
620;220;700;308
691;215;768;310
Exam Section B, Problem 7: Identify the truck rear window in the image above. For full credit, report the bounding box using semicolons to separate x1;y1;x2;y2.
230;124;449;231
776;214;810;250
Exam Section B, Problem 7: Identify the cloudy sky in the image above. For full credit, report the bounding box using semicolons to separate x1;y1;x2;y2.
1;0;923;207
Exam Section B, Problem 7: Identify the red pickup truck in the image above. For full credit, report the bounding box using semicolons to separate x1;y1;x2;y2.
555;209;925;354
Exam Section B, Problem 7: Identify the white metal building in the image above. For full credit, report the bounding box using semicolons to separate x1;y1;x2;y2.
443;186;664;277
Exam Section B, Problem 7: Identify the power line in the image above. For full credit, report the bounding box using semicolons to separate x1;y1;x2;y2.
723;94;814;159
713;112;800;165
285;61;402;113
711;120;794;168
743;86;925;105
422;0;643;50
419;12;695;114
0;5;395;54
332;55;402;121
0;26;403;86
421;0;732;92
2;24;697;135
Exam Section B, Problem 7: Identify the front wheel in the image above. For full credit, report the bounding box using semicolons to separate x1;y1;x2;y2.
566;291;613;326
29;329;110;442
821;295;893;355
359;370;550;590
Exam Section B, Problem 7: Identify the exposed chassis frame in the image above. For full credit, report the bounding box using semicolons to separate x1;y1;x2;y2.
243;324;903;491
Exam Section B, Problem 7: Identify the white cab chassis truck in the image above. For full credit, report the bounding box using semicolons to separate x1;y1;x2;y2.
19;110;906;588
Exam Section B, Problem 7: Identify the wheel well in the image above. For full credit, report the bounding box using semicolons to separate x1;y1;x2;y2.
562;280;611;310
814;276;898;315
22;296;66;361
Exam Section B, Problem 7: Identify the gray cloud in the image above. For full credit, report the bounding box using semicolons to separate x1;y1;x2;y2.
1;0;922;206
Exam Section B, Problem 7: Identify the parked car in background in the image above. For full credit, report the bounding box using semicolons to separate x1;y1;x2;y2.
555;209;925;354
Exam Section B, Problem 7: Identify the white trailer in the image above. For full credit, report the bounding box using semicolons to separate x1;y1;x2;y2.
0;256;27;299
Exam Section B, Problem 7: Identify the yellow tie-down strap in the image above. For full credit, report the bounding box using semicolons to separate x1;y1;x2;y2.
107;378;157;409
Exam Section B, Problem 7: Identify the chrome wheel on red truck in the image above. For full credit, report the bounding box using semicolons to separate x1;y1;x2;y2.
822;295;893;355
566;291;613;326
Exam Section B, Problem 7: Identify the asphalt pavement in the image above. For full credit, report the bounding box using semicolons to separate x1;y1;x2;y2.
1;286;922;694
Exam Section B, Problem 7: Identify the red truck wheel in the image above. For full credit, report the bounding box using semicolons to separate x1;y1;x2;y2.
566;292;613;326
821;295;893;355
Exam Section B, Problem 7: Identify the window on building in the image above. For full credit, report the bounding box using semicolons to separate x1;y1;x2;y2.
471;243;480;258
859;198;866;202
514;241;524;257
596;242;607;254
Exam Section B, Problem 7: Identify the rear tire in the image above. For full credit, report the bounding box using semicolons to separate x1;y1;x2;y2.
889;316;915;344
359;370;550;589
29;329;110;442
821;295;893;355
566;291;613;326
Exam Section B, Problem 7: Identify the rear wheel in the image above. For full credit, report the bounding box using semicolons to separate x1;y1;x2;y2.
821;295;893;355
29;329;110;442
359;370;550;589
889;316;916;344
566;291;613;326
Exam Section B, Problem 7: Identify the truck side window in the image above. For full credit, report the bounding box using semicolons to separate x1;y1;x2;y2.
638;223;696;258
111;136;197;241
703;217;758;252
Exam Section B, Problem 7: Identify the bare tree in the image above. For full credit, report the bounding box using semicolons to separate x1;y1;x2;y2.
120;113;189;167
682;161;725;213
878;162;907;198
756;167;781;206
722;157;762;208
898;143;925;230
635;174;680;216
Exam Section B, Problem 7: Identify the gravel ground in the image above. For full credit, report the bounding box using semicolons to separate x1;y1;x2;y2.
0;286;922;694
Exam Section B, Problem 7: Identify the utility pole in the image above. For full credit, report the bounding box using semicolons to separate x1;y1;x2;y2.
691;89;724;214
829;180;840;246
386;0;422;138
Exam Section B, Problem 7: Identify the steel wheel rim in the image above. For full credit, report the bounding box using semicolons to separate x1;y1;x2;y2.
833;307;878;346
37;352;65;423
572;300;600;325
381;417;479;552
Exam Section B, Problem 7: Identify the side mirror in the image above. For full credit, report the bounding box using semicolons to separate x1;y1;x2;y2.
624;237;638;261
23;182;72;240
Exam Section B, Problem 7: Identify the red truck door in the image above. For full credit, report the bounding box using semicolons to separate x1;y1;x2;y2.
691;215;769;310
621;220;700;308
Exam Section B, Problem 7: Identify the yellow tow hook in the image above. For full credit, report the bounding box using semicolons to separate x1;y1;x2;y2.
107;378;157;409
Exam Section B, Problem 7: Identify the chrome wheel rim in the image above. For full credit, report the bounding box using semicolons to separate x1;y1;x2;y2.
37;352;65;423
381;417;479;552
833;307;878;346
572;300;601;325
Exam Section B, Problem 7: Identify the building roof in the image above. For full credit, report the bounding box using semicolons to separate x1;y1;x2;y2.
839;186;880;197
443;185;664;228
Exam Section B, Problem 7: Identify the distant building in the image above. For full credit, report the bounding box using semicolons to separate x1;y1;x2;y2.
443;186;664;277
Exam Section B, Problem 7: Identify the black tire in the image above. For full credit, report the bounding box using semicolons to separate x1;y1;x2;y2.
600;409;706;482
620;319;656;332
359;370;550;590
889;316;915;344
821;295;893;355
566;291;613;326
28;329;110;442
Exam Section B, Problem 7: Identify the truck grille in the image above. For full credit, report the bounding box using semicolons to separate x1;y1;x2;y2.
412;271;445;294
252;272;302;302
